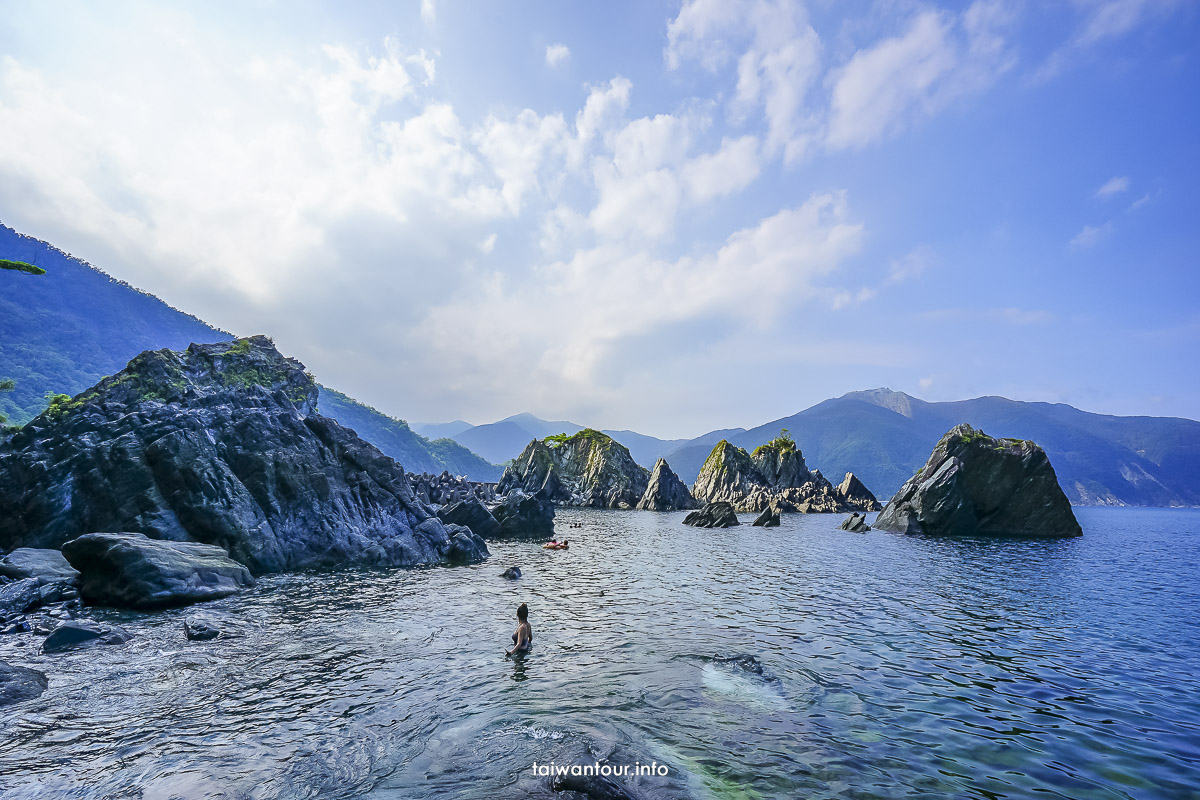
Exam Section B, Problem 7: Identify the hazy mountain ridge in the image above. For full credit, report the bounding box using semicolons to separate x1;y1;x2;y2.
0;224;501;481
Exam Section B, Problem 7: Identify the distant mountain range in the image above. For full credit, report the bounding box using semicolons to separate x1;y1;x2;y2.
419;390;1200;507
5;222;1197;506
0;224;501;481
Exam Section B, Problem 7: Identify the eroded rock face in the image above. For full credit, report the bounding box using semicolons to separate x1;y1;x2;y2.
498;431;649;509
682;501;740;528
437;498;502;539
62;532;255;609
836;473;882;512
874;424;1083;538
636;459;698;511
0;336;487;574
692;438;865;514
492;491;556;539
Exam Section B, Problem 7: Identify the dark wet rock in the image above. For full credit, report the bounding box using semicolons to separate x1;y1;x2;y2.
437;497;502;539
500;566;522;579
752;505;781;527
43;620;133;653
492;491;556;539
0;336;480;574
184;617;221;641
550;770;640;800
874;424;1083;538
62;532;255;609
835;472;882;512
712;653;779;682
0;578;41;619
0;549;81;586
682;501;740;528
442;523;490;564
499;431;649;509
636;458;698;511
0;660;48;707
839;513;870;532
1;619;32;635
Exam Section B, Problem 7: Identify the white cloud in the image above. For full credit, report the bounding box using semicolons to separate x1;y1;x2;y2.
1034;0;1185;80
545;43;570;68
826;2;1015;150
1069;222;1115;250
682;135;760;204
421;0;436;27
1095;176;1130;198
887;245;935;284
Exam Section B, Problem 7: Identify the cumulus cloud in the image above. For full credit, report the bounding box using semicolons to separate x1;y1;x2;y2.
1095;176;1130;198
545;43;570;67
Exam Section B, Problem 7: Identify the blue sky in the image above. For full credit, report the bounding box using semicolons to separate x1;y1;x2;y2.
0;0;1196;437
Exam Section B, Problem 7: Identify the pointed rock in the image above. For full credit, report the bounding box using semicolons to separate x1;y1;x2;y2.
835;472;881;512
636;459;698;510
682;501;740;528
874;424;1082;538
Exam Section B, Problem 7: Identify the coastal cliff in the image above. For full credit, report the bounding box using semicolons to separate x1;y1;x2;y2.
0;336;488;573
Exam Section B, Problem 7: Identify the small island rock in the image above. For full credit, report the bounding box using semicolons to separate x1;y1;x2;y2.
636;458;699;511
682;501;740;528
874;424;1083;538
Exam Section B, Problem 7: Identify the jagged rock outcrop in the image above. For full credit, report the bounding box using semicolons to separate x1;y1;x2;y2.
692;436;866;514
752;505;781;527
682;501;740;528
839;513;870;532
437;498;503;539
874;424;1083;538
836;473;882;511
61;532;255;609
636;459;698;511
497;430;649;509
0;336;488;574
492;491;556;538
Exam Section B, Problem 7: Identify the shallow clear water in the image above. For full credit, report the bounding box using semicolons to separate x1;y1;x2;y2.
2;507;1199;799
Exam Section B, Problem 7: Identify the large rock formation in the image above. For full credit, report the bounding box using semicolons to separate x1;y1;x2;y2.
437;498;503;539
691;435;866;514
874;424;1083;538
0;336;488;573
835;473;882;512
492;491;556;539
636;459;698;511
62;532;255;609
497;430;650;509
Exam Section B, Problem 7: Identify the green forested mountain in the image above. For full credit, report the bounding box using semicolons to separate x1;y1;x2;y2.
0;223;501;480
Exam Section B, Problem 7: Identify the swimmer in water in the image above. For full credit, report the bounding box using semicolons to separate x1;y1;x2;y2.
506;602;532;656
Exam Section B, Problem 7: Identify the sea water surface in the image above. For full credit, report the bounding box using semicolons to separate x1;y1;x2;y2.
1;507;1199;799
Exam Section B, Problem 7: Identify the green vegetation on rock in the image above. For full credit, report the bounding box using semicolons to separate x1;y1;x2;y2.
0;258;45;276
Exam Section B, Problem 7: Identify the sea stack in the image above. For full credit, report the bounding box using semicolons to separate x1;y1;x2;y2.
497;430;649;509
873;424;1083;538
636;459;699;510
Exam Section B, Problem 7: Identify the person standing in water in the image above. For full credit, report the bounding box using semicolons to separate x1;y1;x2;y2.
506;602;532;656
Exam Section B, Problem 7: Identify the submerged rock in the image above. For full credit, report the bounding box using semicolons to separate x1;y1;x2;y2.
874;424;1083;538
839;513;870;532
0;336;485;574
636;458;698;511
752;505;781;527
498;431;649;509
835;472;882;512
43;620;133;653
0;549;81;586
682;501;740;529
437;498;502;539
0;660;48;707
492;491;556;539
184;617;221;641
500;566;522;580
62;532;255;609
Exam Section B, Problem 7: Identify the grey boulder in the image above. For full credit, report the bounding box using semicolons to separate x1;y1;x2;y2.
43;620;133;653
839;513;870;532
62;532;255;609
0;549;81;586
752;505;781;527
437;498;502;539
682;501;740;529
0;660;48;706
